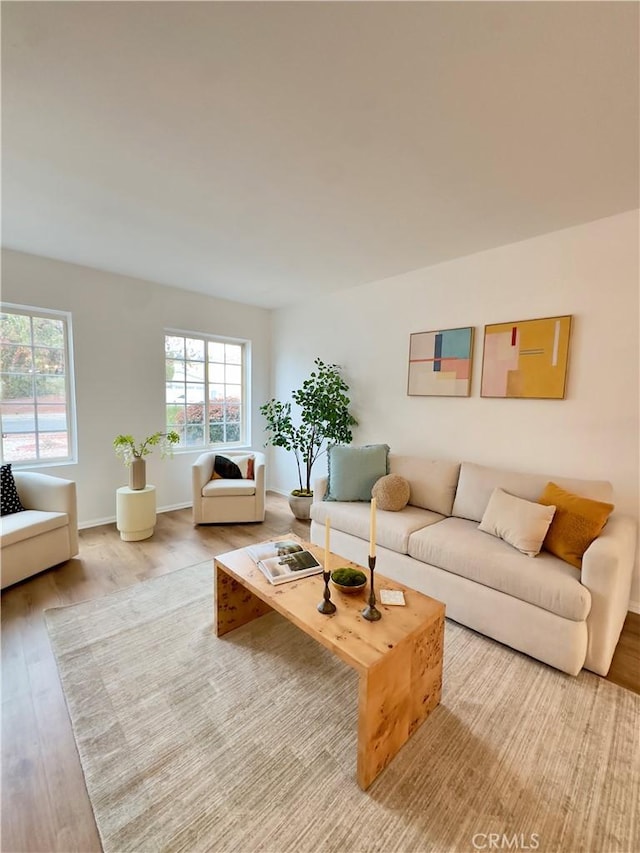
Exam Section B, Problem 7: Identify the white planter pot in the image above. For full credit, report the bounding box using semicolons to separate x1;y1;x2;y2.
288;493;313;520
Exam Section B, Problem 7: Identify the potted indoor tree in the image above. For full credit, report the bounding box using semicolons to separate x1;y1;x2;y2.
113;430;180;490
260;358;357;519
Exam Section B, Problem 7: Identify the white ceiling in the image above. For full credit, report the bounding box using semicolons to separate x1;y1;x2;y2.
2;2;638;309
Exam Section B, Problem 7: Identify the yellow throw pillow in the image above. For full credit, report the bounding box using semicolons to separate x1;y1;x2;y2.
538;482;614;569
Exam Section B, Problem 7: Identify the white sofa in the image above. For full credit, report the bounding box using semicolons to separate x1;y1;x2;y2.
310;456;637;676
192;450;266;524
1;471;79;589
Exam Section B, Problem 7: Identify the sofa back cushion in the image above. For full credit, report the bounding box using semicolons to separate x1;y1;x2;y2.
388;455;461;516
452;461;614;523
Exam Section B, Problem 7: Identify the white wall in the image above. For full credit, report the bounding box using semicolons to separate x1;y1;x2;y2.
270;211;640;609
1;249;272;524
2;213;638;607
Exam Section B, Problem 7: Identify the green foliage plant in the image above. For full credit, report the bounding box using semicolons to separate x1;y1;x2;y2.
260;358;357;496
113;431;180;467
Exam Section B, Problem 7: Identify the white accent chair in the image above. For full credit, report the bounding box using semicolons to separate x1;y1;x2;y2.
1;471;79;589
192;451;266;524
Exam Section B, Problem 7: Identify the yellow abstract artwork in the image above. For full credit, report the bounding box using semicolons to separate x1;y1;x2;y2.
481;315;572;399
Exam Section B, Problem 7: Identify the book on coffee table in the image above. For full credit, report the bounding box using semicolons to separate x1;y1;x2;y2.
246;539;323;585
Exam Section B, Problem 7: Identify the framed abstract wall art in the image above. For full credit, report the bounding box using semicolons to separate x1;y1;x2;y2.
480;315;572;399
407;326;474;397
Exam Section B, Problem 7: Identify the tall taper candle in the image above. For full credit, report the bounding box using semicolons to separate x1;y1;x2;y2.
325;517;330;572
369;498;377;558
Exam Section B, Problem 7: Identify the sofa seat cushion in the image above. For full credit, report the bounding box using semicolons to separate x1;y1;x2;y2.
408;517;590;621
311;500;444;555
0;510;69;548
201;479;256;498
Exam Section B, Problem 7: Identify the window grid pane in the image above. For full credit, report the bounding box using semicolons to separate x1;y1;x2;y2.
166;333;245;450
1;308;74;464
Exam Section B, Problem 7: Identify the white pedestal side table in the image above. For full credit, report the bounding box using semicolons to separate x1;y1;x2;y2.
116;485;156;541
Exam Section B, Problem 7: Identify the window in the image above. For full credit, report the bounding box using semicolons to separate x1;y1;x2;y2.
165;332;247;449
0;304;77;465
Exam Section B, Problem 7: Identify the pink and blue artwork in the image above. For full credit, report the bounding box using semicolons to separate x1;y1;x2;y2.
407;327;474;397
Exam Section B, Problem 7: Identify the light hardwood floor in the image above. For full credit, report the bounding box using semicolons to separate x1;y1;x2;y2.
2;493;638;853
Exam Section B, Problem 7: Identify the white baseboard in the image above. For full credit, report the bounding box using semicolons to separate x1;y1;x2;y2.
78;516;115;530
78;502;193;530
628;599;640;615
157;501;193;514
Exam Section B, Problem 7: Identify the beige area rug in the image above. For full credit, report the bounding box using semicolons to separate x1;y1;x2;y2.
46;562;639;853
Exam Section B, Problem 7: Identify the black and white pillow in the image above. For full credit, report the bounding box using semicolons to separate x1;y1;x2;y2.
1;464;25;516
213;455;243;479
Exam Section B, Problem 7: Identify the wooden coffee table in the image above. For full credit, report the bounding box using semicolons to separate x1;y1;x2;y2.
214;539;445;790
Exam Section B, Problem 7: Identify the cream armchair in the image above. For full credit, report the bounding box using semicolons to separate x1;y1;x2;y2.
1;471;79;589
192;451;266;524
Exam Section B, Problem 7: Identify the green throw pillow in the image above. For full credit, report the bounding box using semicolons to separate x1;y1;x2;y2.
325;444;390;502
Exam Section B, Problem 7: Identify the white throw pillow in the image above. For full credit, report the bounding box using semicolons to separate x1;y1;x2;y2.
478;487;556;557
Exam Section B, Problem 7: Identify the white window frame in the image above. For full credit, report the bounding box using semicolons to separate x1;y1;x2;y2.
0;303;78;468
164;329;250;451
